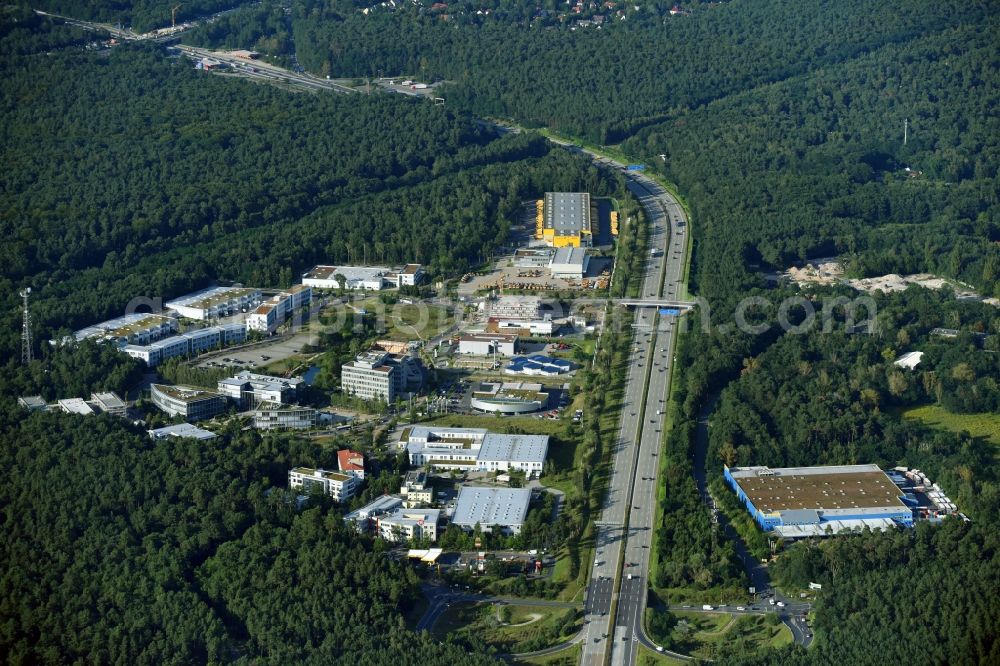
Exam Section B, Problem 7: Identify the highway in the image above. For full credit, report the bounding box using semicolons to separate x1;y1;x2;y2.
578;164;690;665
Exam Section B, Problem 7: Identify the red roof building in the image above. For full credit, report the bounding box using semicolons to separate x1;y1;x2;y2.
338;449;366;480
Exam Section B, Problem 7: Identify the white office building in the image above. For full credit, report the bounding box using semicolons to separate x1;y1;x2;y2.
217;371;303;409
90;392;127;416
121;323;246;367
57;398;94;416
401;426;548;477
166;286;262;321
451;487;532;534
488;296;543;321
288;467;359;503
148;423;218;441
74;312;178;346
378;507;441;543
345;495;404;532
302;264;423;291
247;285;312;334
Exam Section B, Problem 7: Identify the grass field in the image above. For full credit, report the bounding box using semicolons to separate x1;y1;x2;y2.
662;611;792;660
512;643;581;665
432;601;579;654
900;404;1000;449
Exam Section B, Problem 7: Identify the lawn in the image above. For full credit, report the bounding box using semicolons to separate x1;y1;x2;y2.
432;601;580;654
899;404;1000;449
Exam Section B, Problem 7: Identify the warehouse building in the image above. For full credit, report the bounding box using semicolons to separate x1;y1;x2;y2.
150;384;227;421
288;467;359;503
451;487;532;534
165;286;261;321
458;333;519;356
302;264;423;291
470;382;549;415
341;350;423;403
217;371;303;409
401;426;548;477
486;316;555;336
536;192;593;247
74;312;178;346
253;402;317;430
548;246;590;279
724;464;914;538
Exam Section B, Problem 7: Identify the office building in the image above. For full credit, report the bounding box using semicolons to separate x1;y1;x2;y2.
166;286;261;321
401;426;549;477
150;384;227;421
217;371;303;409
724;464;915;538
400;470;433;507
487;317;555;336
57;398;94;416
73;312;178;346
451;487;532;534
253;402;317;430
288;467;360;503
121;323;247;367
537;192;593;247
148;423;218;441
341;350;423;403
17;396;47;412
470;382;549;415
247;285;312;334
344;495;404;532
377;507;440;543
90;392;127;416
302;264;423;291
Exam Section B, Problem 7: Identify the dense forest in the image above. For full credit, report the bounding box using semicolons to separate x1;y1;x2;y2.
32;0;255;32
0;12;625;362
0;401;498;664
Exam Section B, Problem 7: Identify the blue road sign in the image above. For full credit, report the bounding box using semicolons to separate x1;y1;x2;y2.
659;308;681;316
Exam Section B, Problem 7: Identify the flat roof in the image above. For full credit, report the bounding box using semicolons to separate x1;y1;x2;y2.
148;423;217;440
166;286;258;311
302;265;392;282
345;494;403;521
550;246;588;266
151;384;223;403
544;192;591;235
728;465;908;514
92;392;125;409
452;487;531;528
57;398;94;416
401;264;422;275
74;312;176;341
291;467;352;482
478;434;549;465
460;333;519;343
382;507;440;527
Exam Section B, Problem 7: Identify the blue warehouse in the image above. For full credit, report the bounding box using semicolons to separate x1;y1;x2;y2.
723;464;914;538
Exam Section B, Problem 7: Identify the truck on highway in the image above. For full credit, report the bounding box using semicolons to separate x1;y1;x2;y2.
702;605;714;611
650;248;662;257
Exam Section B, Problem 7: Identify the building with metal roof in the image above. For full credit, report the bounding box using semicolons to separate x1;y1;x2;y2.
401;426;549;477
724;464;914;537
537;192;593;247
165;286;261;321
344;495;404;532
148;422;218;441
451;487;532;534
150;384;227;421
548;246;590;279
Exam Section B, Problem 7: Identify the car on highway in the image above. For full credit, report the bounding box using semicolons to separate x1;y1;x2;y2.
737;606;746;611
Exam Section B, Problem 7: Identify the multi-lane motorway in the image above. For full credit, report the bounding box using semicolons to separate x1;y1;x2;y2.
578;164;691;665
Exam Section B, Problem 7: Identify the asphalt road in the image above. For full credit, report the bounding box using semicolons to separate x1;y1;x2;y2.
578;164;690;666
